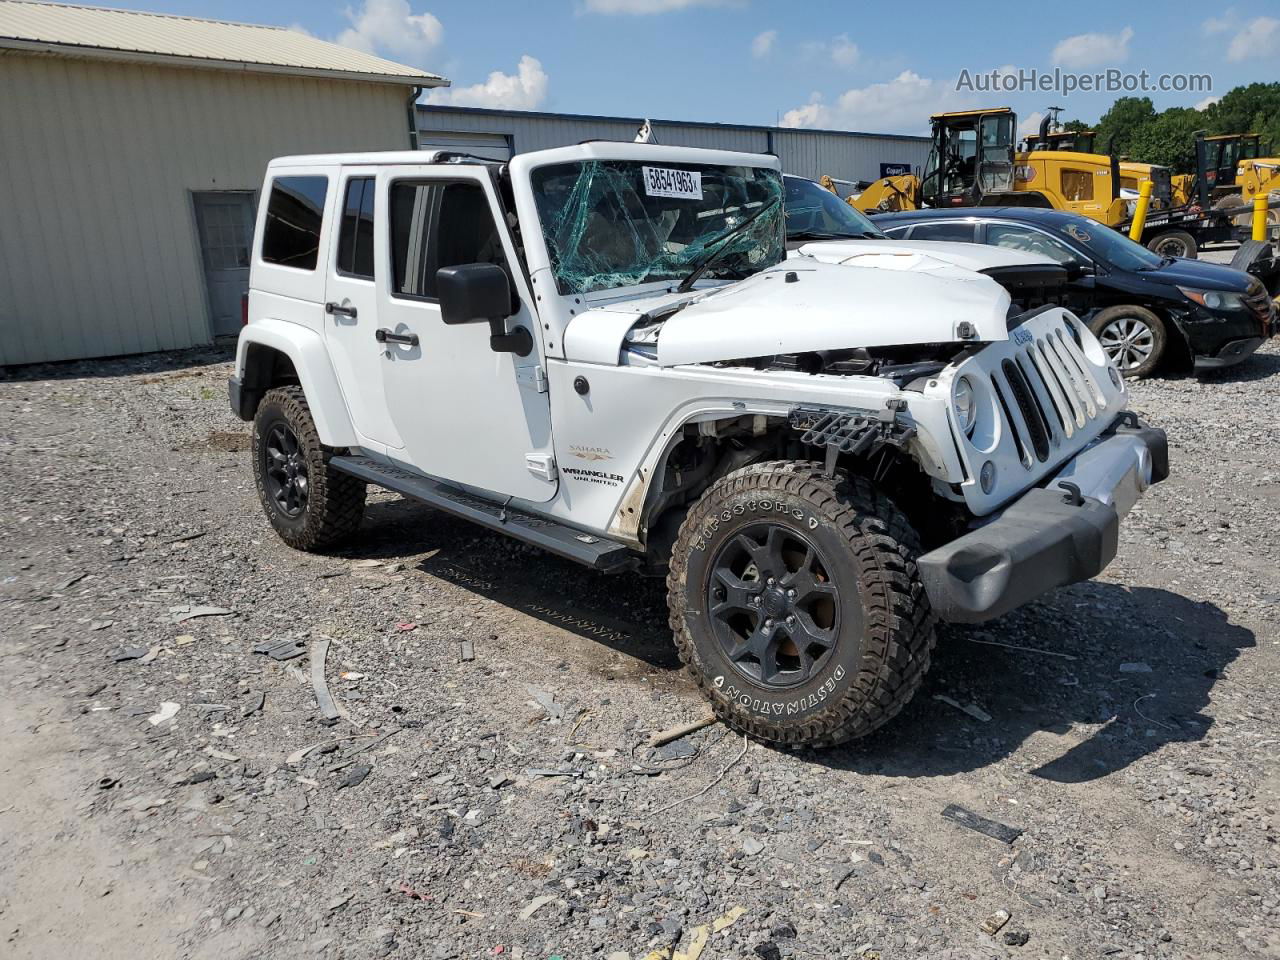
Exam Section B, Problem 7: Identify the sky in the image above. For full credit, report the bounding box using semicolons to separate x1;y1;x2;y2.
86;0;1280;136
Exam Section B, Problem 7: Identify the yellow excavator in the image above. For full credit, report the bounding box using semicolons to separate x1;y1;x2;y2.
823;107;1243;257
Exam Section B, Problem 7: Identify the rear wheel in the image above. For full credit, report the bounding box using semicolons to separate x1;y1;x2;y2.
1146;230;1197;259
252;386;365;551
1088;305;1167;379
667;462;936;748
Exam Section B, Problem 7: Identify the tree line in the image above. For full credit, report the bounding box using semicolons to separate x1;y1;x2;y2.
1060;82;1280;173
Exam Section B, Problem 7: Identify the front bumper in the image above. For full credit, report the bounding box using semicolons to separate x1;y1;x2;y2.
918;416;1168;623
1193;336;1266;371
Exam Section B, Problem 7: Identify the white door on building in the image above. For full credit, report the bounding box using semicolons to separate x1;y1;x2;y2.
193;191;255;336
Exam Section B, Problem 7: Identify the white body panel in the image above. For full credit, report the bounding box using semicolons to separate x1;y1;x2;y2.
655;259;1010;367
796;239;1057;273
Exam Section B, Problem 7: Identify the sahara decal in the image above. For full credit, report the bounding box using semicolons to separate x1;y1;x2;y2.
569;444;614;462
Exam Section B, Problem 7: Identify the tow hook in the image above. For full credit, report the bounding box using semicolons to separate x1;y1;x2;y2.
1058;481;1085;507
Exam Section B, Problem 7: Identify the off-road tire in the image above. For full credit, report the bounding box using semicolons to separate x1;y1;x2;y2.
1088;304;1167;379
252;386;365;551
1146;229;1198;259
667;461;936;748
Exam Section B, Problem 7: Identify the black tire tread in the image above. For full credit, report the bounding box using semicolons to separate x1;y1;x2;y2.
666;461;937;748
252;385;365;551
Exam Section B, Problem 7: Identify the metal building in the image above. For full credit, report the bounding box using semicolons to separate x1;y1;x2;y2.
418;105;931;184
0;1;445;366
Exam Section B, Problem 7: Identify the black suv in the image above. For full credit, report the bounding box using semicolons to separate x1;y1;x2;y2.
873;207;1276;377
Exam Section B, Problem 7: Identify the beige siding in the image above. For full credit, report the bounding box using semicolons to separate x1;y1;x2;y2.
0;53;413;365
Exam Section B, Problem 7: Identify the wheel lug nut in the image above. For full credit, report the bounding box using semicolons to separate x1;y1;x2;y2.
767;577;776;586
764;619;773;628
787;589;796;599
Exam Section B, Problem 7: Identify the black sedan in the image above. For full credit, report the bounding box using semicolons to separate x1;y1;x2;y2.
873;207;1277;377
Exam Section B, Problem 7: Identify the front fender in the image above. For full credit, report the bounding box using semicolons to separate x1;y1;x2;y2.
235;319;357;448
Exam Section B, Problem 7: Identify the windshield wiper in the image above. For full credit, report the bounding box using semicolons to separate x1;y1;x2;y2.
787;230;886;241
676;197;780;293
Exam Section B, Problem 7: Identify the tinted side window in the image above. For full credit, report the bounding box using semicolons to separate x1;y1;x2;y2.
909;222;975;242
390;181;505;300
261;175;328;270
881;224;910;238
337;177;375;279
986;224;1078;264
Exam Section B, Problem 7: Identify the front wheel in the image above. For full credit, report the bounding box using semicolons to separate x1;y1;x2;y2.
252;386;366;551
1088;305;1167;378
667;462;936;748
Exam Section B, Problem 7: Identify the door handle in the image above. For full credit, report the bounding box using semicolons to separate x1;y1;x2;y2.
375;328;419;346
325;301;357;320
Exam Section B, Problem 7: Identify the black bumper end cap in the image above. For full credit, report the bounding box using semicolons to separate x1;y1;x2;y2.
228;376;251;421
918;488;1119;624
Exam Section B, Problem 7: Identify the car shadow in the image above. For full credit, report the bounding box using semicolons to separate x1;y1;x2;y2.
357;503;1250;783
814;581;1252;783
1196;348;1280;384
357;498;677;670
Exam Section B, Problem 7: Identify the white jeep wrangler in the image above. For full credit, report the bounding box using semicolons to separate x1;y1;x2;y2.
231;142;1167;748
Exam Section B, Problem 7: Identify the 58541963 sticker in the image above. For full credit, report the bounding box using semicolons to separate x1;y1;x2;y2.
642;166;702;200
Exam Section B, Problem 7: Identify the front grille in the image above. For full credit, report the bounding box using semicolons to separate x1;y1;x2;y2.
987;323;1108;469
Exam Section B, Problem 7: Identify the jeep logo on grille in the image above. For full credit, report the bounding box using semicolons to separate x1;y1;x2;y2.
1012;328;1034;346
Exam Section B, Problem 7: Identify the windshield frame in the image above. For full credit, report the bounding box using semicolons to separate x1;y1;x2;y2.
783;175;886;241
525;157;787;298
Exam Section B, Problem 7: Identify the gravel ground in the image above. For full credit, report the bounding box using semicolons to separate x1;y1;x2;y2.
1;334;1277;960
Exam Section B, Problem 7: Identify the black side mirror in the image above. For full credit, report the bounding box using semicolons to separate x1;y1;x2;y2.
1064;260;1095;281
436;263;531;356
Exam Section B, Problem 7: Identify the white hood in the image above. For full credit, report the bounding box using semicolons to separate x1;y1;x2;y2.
797;239;1058;274
655;258;1010;367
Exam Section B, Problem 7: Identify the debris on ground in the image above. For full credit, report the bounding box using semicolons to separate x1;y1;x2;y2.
170;605;234;623
459;639;475;662
527;686;566;721
253;637;309;661
310;637;341;725
647;713;717;749
940;804;1023;844
980;909;1011;935
932;694;992;722
113;646;151;663
241;690;265;717
336;764;371;790
518;894;557;920
147;702;180;726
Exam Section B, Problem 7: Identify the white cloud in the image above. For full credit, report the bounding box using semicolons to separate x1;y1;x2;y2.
1227;16;1280;60
582;0;732;12
425;55;548;110
1201;13;1235;34
780;70;970;135
829;34;859;67
336;0;443;65
1051;25;1134;68
1018;111;1045;137
1195;95;1221;111
751;29;777;59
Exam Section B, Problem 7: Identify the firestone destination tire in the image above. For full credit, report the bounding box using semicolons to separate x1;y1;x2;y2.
667;461;937;748
251;385;366;551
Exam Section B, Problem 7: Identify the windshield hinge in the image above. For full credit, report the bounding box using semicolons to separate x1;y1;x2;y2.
525;453;557;482
516;365;548;393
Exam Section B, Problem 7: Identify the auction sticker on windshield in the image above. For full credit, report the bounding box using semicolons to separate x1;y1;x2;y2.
643;167;702;200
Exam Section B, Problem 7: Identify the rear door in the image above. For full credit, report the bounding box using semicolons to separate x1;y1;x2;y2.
372;164;557;502
322;168;402;449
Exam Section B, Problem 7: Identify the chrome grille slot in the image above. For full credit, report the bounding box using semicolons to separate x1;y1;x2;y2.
1015;350;1063;447
1030;341;1078;437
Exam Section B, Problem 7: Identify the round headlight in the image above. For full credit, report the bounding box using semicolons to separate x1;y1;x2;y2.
953;375;978;436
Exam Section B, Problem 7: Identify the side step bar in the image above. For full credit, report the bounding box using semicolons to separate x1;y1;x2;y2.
329;455;637;572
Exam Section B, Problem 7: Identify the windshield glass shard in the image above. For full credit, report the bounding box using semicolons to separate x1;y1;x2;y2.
531;160;785;295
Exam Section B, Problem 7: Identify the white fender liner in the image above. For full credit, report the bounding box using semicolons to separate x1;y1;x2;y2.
232;318;357;448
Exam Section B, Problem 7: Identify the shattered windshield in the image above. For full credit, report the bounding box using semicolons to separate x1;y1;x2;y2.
530;160;785;295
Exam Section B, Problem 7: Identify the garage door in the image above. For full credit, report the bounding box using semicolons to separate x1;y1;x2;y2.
418;131;512;161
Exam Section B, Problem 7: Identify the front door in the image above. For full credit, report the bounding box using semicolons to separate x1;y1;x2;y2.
372;165;556;503
193;191;255;336
322;168;403;449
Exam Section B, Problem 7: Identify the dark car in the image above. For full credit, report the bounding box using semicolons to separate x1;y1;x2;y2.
872;207;1277;377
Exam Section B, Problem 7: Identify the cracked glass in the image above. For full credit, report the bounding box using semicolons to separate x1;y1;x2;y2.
530;160;784;295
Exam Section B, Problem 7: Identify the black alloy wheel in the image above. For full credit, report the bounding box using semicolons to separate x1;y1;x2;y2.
262;422;309;518
706;522;844;688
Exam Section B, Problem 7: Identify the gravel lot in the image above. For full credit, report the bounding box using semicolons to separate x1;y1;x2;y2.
2;332;1278;960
